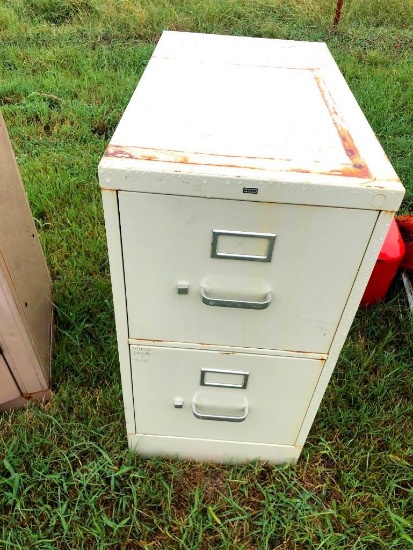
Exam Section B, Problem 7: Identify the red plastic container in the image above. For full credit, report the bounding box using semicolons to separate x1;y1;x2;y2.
396;215;413;273
360;219;405;306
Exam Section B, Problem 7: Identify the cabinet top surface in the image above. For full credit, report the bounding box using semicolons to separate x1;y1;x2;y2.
99;32;404;207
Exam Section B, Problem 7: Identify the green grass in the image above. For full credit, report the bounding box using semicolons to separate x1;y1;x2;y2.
1;1;413;548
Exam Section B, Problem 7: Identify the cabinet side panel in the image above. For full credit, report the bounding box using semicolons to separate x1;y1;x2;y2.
101;190;135;434
0;112;53;377
295;210;395;447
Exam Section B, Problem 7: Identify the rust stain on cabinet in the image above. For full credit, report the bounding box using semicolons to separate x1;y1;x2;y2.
313;72;372;179
105;71;374;182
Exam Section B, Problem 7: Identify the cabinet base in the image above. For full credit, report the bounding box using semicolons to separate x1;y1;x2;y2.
128;433;302;464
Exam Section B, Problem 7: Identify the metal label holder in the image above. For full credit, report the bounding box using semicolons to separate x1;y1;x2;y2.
200;368;249;389
211;229;276;262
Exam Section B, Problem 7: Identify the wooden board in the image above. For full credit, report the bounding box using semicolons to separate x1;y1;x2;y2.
0;110;53;404
0;353;20;405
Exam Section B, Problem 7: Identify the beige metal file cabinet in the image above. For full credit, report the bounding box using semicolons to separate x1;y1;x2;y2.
99;32;404;464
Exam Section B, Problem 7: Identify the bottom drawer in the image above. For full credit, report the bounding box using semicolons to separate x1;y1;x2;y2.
130;345;323;446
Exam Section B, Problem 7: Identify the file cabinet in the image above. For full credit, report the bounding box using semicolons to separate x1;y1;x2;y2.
99;31;404;463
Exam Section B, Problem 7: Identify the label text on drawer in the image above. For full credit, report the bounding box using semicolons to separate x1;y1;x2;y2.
132;346;152;363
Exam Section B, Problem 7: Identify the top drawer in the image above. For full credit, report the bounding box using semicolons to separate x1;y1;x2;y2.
118;192;376;353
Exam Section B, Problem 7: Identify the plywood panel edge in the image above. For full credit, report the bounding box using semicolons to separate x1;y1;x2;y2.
0;262;49;392
0;388;52;413
0;110;53;372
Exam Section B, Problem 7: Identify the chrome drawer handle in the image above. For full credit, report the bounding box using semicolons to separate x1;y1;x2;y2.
200;286;271;310
192;402;249;422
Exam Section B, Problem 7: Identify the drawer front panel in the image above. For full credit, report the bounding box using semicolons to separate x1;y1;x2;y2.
131;345;323;445
120;192;377;353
